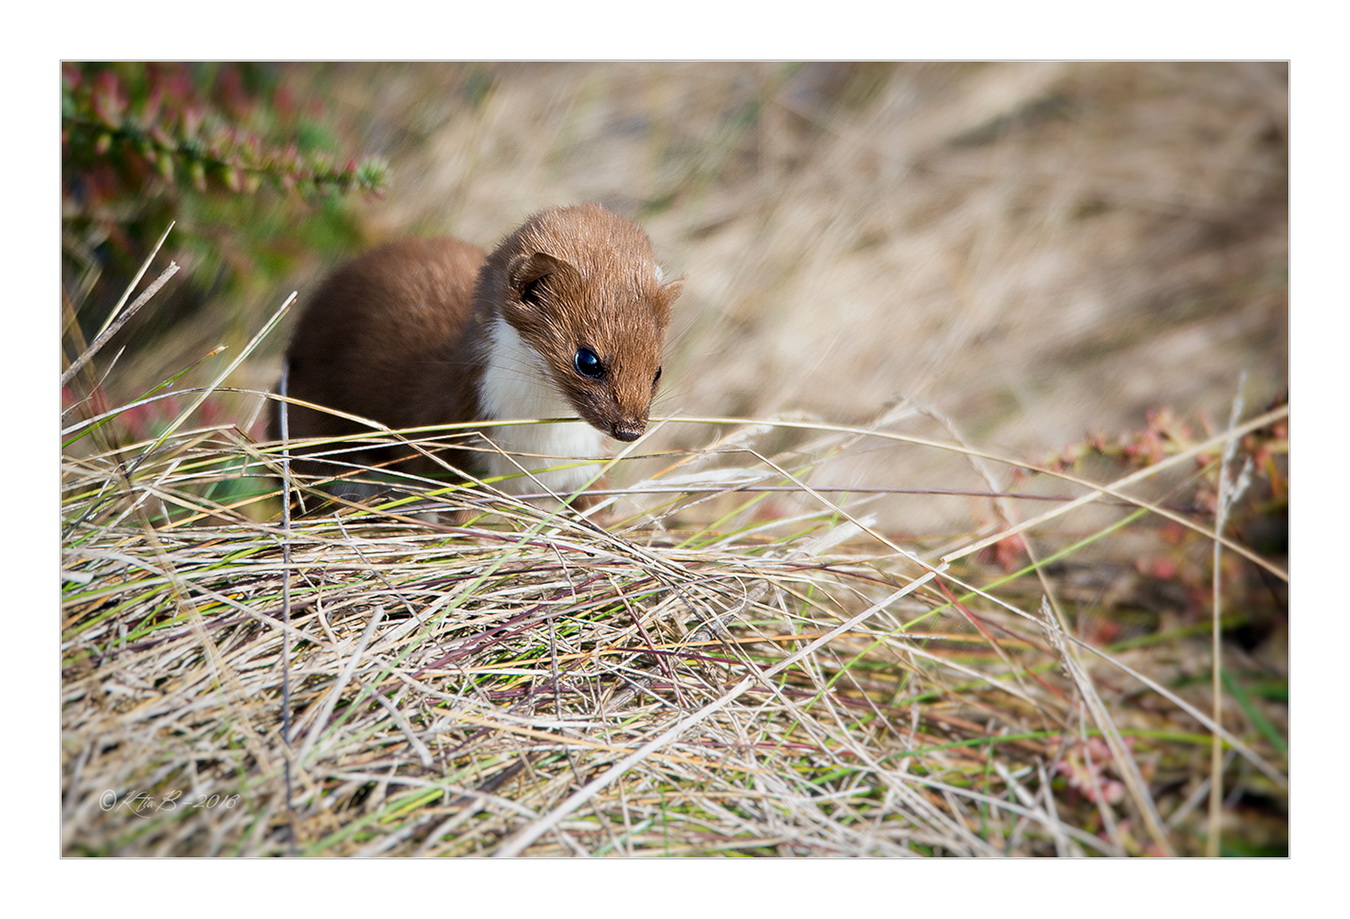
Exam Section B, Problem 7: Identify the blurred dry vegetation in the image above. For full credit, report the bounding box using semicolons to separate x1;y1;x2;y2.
61;62;1287;856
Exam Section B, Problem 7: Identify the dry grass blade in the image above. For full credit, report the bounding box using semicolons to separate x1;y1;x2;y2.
62;261;180;386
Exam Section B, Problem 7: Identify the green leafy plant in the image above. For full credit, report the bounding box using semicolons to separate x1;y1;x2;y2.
61;62;388;342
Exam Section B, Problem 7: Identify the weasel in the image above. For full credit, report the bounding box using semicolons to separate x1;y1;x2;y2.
274;204;683;509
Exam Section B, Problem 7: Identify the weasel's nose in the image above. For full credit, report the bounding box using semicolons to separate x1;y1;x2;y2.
610;422;646;442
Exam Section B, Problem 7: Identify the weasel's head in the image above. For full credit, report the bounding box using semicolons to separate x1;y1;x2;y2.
484;205;684;442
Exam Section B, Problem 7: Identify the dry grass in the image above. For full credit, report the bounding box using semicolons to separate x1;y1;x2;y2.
61;393;1288;856
60;62;1288;857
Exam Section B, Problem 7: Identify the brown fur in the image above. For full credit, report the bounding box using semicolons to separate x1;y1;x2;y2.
274;204;683;499
484;205;683;440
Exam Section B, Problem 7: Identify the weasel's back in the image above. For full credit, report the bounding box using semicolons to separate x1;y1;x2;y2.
280;237;487;442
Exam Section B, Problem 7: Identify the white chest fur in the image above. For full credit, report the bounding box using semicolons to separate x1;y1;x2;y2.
477;315;608;498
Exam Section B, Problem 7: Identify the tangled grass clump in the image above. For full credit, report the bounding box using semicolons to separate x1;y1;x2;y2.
61;267;1288;855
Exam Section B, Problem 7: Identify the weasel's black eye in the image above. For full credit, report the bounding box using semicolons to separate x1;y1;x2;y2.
573;347;604;379
653;366;663;387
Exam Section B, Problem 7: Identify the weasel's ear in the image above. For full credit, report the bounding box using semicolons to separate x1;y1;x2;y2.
509;252;573;306
658;275;685;305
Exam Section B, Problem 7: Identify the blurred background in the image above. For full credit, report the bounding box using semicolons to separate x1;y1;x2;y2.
61;61;1288;535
